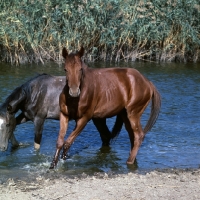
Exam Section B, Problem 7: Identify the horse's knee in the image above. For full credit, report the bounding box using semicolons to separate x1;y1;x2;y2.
56;138;64;149
129;120;144;142
134;132;145;144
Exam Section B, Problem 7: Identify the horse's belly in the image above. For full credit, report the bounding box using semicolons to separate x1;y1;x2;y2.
92;90;125;118
93;104;124;118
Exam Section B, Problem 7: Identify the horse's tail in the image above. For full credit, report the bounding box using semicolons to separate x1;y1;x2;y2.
111;114;123;140
144;83;161;134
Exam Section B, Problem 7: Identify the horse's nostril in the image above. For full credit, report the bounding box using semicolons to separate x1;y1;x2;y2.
69;88;80;97
0;146;7;151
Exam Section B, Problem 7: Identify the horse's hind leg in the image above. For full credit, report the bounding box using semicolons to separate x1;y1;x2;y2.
121;113;134;151
126;115;144;165
92;118;111;146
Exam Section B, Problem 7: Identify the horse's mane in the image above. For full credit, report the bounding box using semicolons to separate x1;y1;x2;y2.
0;73;50;111
24;73;50;84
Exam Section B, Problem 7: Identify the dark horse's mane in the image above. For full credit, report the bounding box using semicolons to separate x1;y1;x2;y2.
0;73;49;113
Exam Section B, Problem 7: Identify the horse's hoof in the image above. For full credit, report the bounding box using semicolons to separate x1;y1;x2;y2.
49;165;54;169
49;161;56;169
126;159;134;165
61;154;67;160
34;142;40;150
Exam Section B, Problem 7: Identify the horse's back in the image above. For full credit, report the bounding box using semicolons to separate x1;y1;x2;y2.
84;68;152;118
89;67;152;98
89;67;150;87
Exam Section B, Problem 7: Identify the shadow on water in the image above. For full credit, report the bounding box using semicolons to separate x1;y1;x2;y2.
1;61;200;181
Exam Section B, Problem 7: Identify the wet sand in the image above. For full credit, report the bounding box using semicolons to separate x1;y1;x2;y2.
1;168;200;200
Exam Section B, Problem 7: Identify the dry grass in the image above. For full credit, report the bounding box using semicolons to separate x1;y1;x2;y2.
0;0;199;65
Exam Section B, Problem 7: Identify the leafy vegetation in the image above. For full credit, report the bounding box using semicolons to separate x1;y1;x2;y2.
0;0;199;65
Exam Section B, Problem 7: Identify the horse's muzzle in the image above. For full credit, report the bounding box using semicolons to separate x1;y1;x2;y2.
69;88;80;97
0;144;7;151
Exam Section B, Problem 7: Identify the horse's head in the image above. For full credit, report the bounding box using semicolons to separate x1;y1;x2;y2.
62;47;84;97
0;112;16;151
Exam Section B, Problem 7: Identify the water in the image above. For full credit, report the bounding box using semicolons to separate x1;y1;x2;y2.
0;61;200;181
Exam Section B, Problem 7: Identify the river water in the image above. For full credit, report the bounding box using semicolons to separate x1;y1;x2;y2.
0;61;200;181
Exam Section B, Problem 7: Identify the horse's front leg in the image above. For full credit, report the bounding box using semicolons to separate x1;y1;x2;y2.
10;134;19;148
15;112;29;125
50;112;69;169
33;117;45;150
61;116;88;160
10;113;28;148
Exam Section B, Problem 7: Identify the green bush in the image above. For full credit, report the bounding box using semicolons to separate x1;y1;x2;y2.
0;0;199;65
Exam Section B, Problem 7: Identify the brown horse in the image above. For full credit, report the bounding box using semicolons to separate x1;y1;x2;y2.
50;47;161;169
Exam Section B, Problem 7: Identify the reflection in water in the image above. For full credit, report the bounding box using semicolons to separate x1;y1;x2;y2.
84;146;123;172
0;62;200;181
127;160;138;171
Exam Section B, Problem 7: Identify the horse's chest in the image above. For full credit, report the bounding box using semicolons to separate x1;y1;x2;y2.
66;99;80;119
67;106;78;119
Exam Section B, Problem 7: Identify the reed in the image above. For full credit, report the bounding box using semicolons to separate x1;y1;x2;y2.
0;0;199;65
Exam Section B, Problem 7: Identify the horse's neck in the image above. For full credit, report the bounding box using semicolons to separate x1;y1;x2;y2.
82;68;96;91
0;86;24;114
82;62;88;69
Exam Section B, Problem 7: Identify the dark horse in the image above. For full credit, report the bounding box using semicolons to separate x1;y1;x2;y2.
0;74;123;151
50;47;161;169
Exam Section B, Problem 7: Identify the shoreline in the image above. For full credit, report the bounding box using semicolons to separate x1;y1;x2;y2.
1;168;200;200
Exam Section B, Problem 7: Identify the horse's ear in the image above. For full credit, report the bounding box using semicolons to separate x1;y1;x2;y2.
78;46;84;58
62;47;68;59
